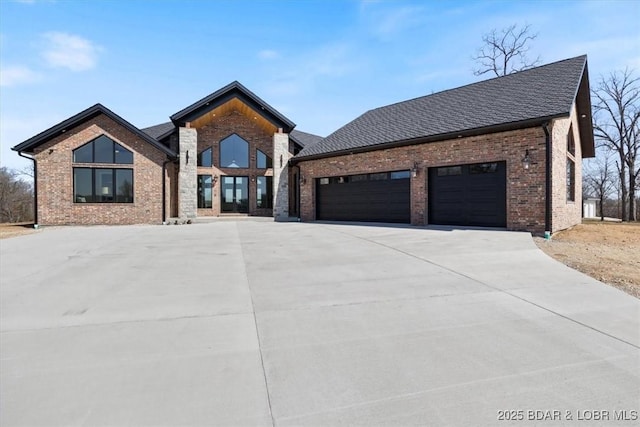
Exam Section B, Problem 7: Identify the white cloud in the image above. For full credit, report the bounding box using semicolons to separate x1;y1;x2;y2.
0;65;41;87
41;32;100;71
258;49;280;60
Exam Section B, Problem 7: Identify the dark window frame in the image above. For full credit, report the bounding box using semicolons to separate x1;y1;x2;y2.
197;175;213;208
73;167;134;203
567;125;575;156
219;133;250;168
566;158;575;202
72;135;133;164
256;176;273;209
197;147;213;167
256;149;273;169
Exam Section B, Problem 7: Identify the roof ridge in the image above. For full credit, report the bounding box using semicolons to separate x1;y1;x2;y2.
367;55;588;114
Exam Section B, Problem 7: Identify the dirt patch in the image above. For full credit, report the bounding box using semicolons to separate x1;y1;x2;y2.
535;221;640;299
0;223;38;240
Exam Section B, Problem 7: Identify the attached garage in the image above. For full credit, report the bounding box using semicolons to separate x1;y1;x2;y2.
316;170;411;223
428;161;506;227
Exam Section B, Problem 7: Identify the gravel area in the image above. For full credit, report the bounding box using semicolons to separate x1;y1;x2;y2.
535;221;640;299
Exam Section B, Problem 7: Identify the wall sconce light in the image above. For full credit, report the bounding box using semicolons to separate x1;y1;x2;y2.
185;150;190;164
522;149;531;170
411;162;420;178
300;175;307;185
212;174;218;184
280;155;283;168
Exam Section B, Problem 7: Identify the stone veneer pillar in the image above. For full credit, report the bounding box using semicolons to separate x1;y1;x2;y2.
273;131;290;221
178;126;197;219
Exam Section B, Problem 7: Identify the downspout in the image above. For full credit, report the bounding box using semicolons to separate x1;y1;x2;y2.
542;122;551;239
18;152;38;227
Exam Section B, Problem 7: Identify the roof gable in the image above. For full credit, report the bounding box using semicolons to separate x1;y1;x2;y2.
295;55;594;160
12;104;177;157
170;81;296;133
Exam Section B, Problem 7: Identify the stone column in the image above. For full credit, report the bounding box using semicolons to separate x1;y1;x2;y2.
178;126;197;219
273;130;290;221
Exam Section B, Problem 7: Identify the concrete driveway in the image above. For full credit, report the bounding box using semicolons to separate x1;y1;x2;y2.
1;220;638;426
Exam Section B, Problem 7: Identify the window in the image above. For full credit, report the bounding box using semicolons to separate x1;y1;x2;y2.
436;166;462;176
567;125;575;155
350;174;368;182
256;149;273;169
369;173;388;181
319;178;329;185
390;170;411;179
198;148;213;167
198;175;212;208
567;158;575;202
256;176;273;208
73;135;133;164
469;163;498;174
220;134;249;168
73;168;133;203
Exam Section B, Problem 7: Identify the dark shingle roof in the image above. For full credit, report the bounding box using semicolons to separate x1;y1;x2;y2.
296;55;592;160
290;130;323;148
142;122;175;139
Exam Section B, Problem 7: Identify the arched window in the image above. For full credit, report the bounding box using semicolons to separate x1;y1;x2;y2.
219;134;249;168
73;135;133;164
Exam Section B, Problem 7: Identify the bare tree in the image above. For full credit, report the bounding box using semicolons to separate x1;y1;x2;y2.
583;154;616;221
472;24;541;77
0;167;34;223
592;69;640;221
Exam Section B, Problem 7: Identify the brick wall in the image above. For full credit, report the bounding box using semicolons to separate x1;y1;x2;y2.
297;126;550;233
550;103;583;232
193;110;278;216
33;113;169;225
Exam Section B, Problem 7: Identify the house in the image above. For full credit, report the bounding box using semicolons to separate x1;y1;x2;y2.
12;55;594;234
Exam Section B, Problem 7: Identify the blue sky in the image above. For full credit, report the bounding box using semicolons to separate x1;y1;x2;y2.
1;0;638;171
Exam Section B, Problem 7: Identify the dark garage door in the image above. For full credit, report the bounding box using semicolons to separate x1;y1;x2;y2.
428;161;506;227
316;171;411;223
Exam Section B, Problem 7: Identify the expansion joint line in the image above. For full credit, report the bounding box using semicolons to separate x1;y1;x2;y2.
236;223;276;427
325;225;640;351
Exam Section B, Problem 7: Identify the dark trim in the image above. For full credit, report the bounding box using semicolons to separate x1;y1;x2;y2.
170;81;295;132
18;152;37;226
543;122;552;234
291;114;567;164
575;63;595;158
12;104;177;158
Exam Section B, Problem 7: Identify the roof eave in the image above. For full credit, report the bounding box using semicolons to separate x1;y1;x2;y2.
292;115;567;164
169;81;296;132
12;104;177;158
574;61;596;158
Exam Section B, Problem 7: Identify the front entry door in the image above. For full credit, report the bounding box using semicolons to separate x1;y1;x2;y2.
221;176;249;213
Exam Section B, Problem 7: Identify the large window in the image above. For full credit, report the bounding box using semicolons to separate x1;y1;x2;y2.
198;175;213;208
198;147;213;167
220;134;249;168
74;168;133;203
256;176;273;209
256;149;273;169
73;135;133;164
567;159;575;202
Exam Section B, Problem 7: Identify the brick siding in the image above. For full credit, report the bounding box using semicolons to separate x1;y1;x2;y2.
33;113;169;225
297;126;552;234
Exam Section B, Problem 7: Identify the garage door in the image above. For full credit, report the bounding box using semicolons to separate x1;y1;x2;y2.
316;171;411;223
428;161;506;227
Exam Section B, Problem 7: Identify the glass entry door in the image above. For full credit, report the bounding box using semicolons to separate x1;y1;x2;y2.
221;176;249;213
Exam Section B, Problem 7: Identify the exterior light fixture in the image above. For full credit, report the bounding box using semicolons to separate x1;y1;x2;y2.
300;175;307;185
522;149;531;170
212;174;218;184
185;150;190;164
411;162;420;177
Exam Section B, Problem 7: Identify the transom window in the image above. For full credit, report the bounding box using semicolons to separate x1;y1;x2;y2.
73;168;133;203
256;149;273;169
220;134;249;168
198;148;213;167
197;175;212;208
73;135;133;164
